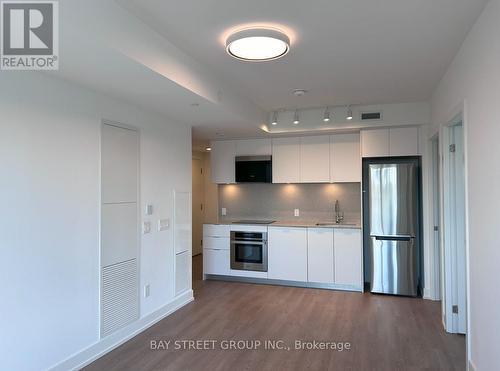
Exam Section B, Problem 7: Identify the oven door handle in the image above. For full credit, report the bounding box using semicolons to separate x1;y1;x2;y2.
231;240;266;245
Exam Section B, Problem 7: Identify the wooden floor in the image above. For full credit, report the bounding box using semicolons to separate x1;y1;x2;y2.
85;255;465;371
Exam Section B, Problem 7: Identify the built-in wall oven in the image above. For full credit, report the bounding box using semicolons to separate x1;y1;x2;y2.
230;230;268;272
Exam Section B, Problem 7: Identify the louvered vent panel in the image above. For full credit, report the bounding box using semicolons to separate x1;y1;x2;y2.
101;259;139;338
361;112;382;121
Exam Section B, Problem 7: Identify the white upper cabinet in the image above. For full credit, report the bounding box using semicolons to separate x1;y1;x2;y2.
236;139;272;156
330;133;361;182
389;127;419;156
300;136;330;183
272;137;300;183
210;140;236;184
361;129;390;157
268;227;308;281
361;127;419;157
307;228;334;284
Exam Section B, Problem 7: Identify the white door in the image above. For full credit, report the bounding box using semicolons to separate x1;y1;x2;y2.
307;228;334;283
442;122;466;334
272;137;300;183
203;248;230;275
268;227;307;281
236;139;272;156
192;158;203;256
300;136;330;183
100;123;139;337
330;133;361;182
210;141;235;183
389;127;419;156
361;129;389;157
334;229;362;287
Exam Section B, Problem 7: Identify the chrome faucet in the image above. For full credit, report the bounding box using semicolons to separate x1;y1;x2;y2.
335;200;344;224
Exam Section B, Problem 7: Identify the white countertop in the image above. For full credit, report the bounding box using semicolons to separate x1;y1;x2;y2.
212;220;362;229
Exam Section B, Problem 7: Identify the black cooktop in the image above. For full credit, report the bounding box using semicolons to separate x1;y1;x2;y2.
231;220;276;225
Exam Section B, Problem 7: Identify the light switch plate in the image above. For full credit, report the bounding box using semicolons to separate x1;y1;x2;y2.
294;209;300;217
144;284;150;298
145;204;153;216
143;221;151;234
158;218;170;231
221;207;227;216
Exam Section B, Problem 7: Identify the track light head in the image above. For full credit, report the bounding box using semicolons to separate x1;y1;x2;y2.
346;106;353;120
293;110;300;124
323;107;330;122
271;111;278;125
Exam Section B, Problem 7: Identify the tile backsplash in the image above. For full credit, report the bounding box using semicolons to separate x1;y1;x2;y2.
218;183;361;223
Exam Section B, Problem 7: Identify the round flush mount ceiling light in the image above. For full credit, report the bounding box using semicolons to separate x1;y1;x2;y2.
226;28;290;61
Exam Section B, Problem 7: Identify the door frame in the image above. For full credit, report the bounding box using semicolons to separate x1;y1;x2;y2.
439;101;470;344
191;154;204;256
428;133;441;302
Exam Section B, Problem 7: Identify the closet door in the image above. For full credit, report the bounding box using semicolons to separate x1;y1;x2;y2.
100;123;139;337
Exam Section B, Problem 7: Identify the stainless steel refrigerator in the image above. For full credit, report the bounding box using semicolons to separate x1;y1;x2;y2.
363;158;421;296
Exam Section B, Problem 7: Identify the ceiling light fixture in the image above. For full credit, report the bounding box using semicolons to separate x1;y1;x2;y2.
271;111;278;125
346;106;353;120
205;147;211;151
323;107;331;122
226;28;290;62
293;89;308;97
293;110;300;125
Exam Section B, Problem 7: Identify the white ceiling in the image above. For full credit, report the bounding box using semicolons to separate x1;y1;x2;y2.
49;0;487;149
119;0;487;111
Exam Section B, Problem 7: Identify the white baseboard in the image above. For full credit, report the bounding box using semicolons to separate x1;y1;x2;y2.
423;287;432;299
468;359;477;371
49;290;194;371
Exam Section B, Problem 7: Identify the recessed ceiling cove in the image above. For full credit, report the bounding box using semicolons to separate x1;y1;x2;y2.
117;0;487;111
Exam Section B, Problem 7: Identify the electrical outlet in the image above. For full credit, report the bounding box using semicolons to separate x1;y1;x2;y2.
294;209;300;217
221;207;227;216
143;221;151;234
144;284;150;298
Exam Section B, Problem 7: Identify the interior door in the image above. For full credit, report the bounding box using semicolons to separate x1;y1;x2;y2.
442;122;466;334
192;158;203;256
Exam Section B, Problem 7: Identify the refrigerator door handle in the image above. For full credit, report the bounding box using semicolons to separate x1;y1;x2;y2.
372;235;415;242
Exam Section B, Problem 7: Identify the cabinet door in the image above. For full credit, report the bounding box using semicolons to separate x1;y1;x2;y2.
203;248;230;275
268;227;307;281
330;133;361;182
236;139;272;156
300;136;330;183
361;129;389;157
389;127;419;156
210;141;236;184
307;228;334;283
272;137;300;183
334;229;362;287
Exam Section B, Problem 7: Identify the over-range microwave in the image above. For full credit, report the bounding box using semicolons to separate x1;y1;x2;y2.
235;155;272;183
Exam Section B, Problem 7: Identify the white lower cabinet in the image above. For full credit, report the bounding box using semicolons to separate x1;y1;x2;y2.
203;224;230;276
203;248;230;276
268;227;307;281
307;228;334;284
334;229;362;287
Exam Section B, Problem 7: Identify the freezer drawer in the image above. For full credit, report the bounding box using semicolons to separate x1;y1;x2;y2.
370;235;417;296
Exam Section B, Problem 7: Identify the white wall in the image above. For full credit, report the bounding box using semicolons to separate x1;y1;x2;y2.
431;0;500;369
0;71;191;371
